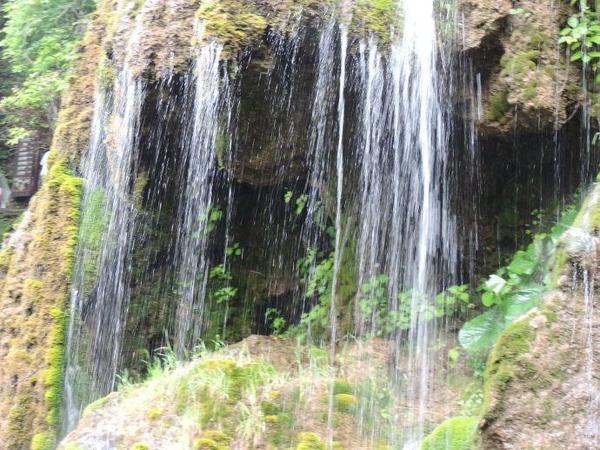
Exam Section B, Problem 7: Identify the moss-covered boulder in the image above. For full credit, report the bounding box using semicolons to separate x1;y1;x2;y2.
420;416;479;450
460;0;579;135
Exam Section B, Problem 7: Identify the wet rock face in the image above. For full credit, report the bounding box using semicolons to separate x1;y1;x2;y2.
459;0;511;53
460;0;579;135
480;288;600;450
480;187;600;450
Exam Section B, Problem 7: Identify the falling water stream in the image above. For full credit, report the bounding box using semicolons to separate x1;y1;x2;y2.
173;36;224;355
63;71;143;431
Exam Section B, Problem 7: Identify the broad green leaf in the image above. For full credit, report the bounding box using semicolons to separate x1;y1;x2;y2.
507;251;536;275
459;310;506;355
482;291;497;307
503;286;544;322
568;16;579;28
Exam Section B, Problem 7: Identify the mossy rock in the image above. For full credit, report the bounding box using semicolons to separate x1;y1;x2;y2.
130;443;150;450
351;0;398;44
193;437;230;450
196;0;268;57
297;432;327;450
146;407;163;420
334;393;358;413
82;392;119;417
420;416;479;450
482;318;534;421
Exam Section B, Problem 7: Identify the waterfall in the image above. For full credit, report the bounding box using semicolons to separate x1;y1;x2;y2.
60;2;462;441
326;23;348;445
395;0;455;443
173;38;224;355
63;72;143;431
349;0;457;444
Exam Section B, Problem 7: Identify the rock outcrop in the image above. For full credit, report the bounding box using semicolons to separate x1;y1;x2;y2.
480;183;600;449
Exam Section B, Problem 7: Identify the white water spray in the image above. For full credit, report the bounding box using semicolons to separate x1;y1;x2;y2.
173;36;224;355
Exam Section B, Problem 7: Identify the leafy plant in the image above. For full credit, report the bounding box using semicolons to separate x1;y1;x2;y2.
0;0;96;139
289;253;334;342
459;204;577;355
214;286;237;305
265;308;287;335
209;264;237;304
359;276;474;337
295;194;308;216
226;242;242;257
559;2;600;82
284;190;293;204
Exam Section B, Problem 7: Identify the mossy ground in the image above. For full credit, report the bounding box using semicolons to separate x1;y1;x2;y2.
59;336;471;449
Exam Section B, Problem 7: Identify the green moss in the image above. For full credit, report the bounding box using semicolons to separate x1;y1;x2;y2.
481;319;534;420
147;407;163;420
333;379;353;395
131;443;150;450
486;90;511;123
78;187;107;297
541;301;559;324
37;156;83;439
7;394;33;448
201;430;231;444
351;0;397;43
500;51;540;79
260;400;280;415
420;416;478;450
31;431;54;450
334;393;358;413
193;433;231;450
265;414;279;423
194;439;219;450
64;444;85;450
297;432;327;450
549;248;568;287
196;0;267;57
82;392;118;417
96;62;116;90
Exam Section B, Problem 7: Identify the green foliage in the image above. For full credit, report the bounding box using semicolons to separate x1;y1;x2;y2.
420;416;478;450
292;253;334;341
560;2;600;82
0;0;95;138
209;264;238;306
460;204;577;355
199;206;224;235
359;275;474;337
265;308;287;335
226;242;242;257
